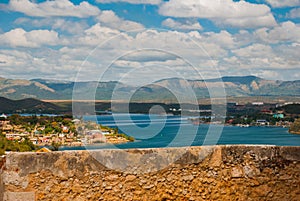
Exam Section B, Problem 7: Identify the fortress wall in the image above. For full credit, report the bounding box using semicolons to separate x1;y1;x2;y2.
1;145;300;201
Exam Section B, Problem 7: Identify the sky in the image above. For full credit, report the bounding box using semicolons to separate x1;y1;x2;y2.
0;0;299;82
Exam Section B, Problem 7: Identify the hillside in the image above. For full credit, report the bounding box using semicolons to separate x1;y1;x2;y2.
0;76;299;101
147;76;300;99
289;119;300;134
0;97;64;114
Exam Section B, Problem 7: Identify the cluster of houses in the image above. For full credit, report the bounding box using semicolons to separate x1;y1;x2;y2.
0;114;81;146
83;129;108;144
78;123;130;144
226;101;298;127
0;114;130;146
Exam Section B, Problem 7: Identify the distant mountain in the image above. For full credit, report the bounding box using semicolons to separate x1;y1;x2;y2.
0;97;63;114
0;76;299;101
206;75;261;85
154;76;300;98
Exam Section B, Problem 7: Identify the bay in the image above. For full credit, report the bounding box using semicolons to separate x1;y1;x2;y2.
61;114;300;150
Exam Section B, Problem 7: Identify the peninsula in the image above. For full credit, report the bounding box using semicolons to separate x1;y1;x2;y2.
0;114;134;154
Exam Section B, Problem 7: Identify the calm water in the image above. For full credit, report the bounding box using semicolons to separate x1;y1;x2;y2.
61;114;300;150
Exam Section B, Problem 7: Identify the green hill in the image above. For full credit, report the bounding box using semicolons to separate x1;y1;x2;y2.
0;97;64;114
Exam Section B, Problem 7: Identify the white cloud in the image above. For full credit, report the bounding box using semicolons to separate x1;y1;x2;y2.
252;69;300;81
8;0;100;17
0;50;32;67
0;48;91;80
96;10;144;31
265;0;300;8
189;30;236;49
232;30;256;47
130;29;227;58
0;28;59;48
52;19;89;34
96;0;161;5
158;0;277;28
288;8;300;18
58;28;229;81
215;13;276;28
14;18;89;34
228;42;300;72
0;26;244;80
232;43;274;58
255;21;300;43
0;23;299;81
162;18;202;30
121;50;178;62
188;29;263;51
75;23;127;46
26;30;59;45
2;1;299;82
253;70;280;80
274;43;300;65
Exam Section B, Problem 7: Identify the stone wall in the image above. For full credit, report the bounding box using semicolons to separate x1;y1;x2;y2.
1;145;300;200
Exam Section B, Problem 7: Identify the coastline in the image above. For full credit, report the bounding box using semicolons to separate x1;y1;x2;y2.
290;131;300;135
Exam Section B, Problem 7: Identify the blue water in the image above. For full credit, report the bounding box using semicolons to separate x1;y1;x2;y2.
61;114;300;150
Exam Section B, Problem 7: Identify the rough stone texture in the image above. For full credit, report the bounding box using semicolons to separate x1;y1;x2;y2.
0;156;5;201
1;145;300;200
3;192;35;201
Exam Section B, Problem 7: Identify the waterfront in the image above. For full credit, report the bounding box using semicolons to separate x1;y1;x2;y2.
61;114;300;150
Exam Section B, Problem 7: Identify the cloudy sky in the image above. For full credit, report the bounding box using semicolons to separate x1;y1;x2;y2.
0;0;299;82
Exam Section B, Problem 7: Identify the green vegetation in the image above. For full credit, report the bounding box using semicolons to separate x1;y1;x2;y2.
106;133;135;142
0;132;37;155
279;104;300;114
50;142;62;151
6;114;77;135
226;114;295;126
289;119;300;134
100;124;134;142
0;114;80;154
1;114;135;152
0;97;64;114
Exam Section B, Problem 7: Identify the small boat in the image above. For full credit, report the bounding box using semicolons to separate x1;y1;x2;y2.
95;110;112;115
237;124;250;127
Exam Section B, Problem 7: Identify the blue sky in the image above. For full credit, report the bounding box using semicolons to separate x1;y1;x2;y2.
0;0;299;82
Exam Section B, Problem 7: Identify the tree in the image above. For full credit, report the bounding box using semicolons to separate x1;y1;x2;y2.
289;119;300;134
50;142;62;151
0;134;37;155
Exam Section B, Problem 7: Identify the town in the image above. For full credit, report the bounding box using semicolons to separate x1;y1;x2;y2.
225;101;299;127
187;101;299;128
0;114;134;154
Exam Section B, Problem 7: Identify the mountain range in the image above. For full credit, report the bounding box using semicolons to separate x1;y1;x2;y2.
0;76;299;101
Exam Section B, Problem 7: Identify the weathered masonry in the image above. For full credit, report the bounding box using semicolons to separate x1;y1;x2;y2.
1;145;300;200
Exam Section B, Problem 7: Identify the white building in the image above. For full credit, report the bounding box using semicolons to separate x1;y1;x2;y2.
252;102;264;106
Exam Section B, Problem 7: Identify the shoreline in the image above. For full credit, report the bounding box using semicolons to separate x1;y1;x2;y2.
289;131;300;135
